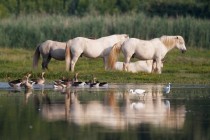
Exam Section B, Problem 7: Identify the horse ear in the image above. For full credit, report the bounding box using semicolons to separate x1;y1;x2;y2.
125;34;129;38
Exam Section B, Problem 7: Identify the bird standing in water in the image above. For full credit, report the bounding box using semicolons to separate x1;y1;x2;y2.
129;89;146;99
163;83;171;94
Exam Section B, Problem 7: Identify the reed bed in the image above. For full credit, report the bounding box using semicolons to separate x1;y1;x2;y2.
0;13;209;49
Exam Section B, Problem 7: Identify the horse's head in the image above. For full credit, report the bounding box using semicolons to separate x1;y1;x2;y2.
119;34;129;43
175;36;187;53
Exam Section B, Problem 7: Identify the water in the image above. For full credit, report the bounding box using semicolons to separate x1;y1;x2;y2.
0;82;210;140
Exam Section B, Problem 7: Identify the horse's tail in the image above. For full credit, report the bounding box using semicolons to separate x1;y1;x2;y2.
107;42;122;70
33;45;40;69
65;41;71;71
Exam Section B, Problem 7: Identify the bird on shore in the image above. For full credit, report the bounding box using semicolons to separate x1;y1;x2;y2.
163;83;171;94
22;73;35;89
72;73;86;87
89;77;108;88
53;80;71;90
8;77;23;89
53;74;73;89
7;73;30;90
31;72;45;85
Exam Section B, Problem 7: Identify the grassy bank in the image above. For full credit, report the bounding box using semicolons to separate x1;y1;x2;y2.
0;14;209;49
0;47;210;84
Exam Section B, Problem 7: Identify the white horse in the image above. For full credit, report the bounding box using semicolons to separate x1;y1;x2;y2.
114;60;163;73
108;36;186;74
33;40;71;70
65;34;129;72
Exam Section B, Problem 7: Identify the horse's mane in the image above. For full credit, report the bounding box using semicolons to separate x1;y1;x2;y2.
160;36;177;49
160;35;184;49
107;42;122;70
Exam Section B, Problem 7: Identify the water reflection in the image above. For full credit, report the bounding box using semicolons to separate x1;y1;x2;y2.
1;83;210;140
40;84;186;130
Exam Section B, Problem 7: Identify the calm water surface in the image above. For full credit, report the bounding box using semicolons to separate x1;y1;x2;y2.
0;83;210;140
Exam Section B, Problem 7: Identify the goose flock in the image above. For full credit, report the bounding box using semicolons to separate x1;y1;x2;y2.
7;72;109;90
8;72;45;90
7;72;171;96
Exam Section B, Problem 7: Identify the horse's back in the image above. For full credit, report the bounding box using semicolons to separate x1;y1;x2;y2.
122;38;160;59
40;40;66;60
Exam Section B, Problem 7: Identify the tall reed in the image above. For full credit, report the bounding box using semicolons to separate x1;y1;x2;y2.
0;13;209;49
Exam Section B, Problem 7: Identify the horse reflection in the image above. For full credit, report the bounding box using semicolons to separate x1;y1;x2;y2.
41;88;72;121
41;85;185;130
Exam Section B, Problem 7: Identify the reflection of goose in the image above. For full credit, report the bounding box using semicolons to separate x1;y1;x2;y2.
163;83;171;94
24;88;33;104
130;102;145;110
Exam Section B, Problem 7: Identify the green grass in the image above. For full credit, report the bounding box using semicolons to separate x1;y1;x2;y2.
0;47;210;84
0;14;209;49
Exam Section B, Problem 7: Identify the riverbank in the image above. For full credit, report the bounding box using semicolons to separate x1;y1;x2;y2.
0;47;209;84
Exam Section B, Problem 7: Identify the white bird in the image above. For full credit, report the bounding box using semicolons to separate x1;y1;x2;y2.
129;89;146;99
163;83;171;94
129;89;146;95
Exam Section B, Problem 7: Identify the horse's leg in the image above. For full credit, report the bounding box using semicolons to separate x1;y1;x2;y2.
156;58;162;74
45;56;51;70
103;56;108;70
42;56;47;70
42;55;51;70
152;60;158;73
70;56;79;72
123;56;131;71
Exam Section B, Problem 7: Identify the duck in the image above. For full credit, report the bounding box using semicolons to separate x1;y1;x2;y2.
31;72;45;85
53;74;73;88
22;73;35;89
8;77;23;89
89;77;108;88
72;72;86;87
163;83;171;94
72;81;86;87
89;77;100;88
53;79;71;89
98;82;108;87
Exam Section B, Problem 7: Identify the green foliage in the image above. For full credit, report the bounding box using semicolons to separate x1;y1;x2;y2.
0;0;209;18
0;14;209;49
